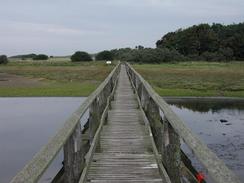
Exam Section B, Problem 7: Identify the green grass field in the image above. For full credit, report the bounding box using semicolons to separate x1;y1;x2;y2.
0;58;114;96
1;59;244;97
133;62;244;97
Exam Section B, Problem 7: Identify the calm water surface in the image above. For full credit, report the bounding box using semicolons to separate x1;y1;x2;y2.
166;98;244;182
0;97;85;183
0;97;243;182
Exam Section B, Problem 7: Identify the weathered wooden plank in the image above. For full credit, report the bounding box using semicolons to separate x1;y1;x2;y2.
84;65;164;183
88;179;163;183
164;123;181;183
63;123;84;183
79;67;120;183
128;69;172;183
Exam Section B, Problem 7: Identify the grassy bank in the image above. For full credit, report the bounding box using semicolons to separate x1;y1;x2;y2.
133;62;244;97
0;59;114;96
1;60;244;97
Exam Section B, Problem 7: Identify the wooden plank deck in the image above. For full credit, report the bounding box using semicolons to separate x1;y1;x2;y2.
86;65;163;183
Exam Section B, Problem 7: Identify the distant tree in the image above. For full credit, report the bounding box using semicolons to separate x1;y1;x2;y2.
219;47;234;60
200;51;224;61
11;53;36;59
135;45;144;50
0;55;8;64
110;48;132;60
33;54;49;60
112;47;186;63
156;22;244;61
96;50;113;61
71;51;92;62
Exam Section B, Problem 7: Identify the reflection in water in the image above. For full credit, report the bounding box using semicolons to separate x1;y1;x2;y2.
167;98;244;182
166;97;244;112
0;97;85;183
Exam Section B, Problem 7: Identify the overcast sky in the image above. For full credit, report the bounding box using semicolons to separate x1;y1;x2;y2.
0;0;244;56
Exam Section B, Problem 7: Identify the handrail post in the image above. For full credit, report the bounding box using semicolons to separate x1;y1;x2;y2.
146;97;164;155
89;97;100;143
163;119;181;183
140;85;149;111
63;123;84;183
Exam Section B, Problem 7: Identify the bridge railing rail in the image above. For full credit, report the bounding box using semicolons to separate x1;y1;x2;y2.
125;62;241;183
10;63;121;183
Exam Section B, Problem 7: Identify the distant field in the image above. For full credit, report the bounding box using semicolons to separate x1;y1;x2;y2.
1;59;244;97
0;58;114;96
133;62;244;97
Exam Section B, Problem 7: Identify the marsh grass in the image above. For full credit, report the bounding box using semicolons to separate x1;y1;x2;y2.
133;62;244;97
1;60;243;97
0;59;115;96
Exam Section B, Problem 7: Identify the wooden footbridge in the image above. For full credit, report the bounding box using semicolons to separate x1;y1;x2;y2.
10;63;241;183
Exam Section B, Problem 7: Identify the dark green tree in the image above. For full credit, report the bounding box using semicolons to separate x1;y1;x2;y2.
33;54;48;60
135;45;144;50
11;54;37;59
156;22;244;61
71;51;92;62
96;50;113;61
110;47;186;63
0;55;8;64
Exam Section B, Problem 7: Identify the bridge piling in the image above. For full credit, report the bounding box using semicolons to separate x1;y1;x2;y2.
165;121;181;183
147;98;164;155
89;98;100;144
63;123;84;183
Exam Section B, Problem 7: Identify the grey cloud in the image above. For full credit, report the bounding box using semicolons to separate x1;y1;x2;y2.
0;0;243;56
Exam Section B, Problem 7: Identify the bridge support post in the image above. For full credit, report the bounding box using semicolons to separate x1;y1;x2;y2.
89;84;110;151
163;120;181;183
63;123;84;183
147;98;163;155
140;85;149;111
89;98;100;143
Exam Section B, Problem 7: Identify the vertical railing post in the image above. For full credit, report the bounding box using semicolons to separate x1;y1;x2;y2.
89;98;99;143
140;85;149;111
137;81;143;101
128;67;163;154
63;123;84;183
145;98;164;155
163;119;181;183
127;64;179;182
161;117;168;166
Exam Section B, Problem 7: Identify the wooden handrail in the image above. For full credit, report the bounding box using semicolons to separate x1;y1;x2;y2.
128;69;172;183
10;63;121;183
125;62;241;183
79;67;119;183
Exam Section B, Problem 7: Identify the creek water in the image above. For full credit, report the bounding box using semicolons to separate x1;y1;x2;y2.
0;97;243;182
166;98;244;182
0;97;85;183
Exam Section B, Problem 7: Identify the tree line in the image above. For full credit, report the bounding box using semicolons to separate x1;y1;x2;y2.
156;23;244;61
10;54;49;60
1;22;243;64
110;47;187;63
70;48;186;63
110;23;244;63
